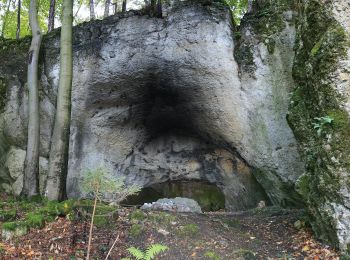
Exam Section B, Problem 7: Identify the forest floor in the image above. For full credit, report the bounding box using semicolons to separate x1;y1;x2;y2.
0;194;341;260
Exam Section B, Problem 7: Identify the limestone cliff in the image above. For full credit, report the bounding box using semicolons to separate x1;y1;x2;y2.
1;0;349;253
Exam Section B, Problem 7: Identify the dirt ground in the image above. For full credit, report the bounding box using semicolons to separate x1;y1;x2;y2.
0;204;340;260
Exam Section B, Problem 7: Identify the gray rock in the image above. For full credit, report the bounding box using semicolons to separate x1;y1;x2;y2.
141;197;202;213
3;147;48;195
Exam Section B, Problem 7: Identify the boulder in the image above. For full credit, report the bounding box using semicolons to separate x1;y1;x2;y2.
141;197;202;213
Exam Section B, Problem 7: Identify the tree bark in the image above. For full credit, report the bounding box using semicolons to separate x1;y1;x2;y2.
46;0;73;201
122;0;126;12
150;0;156;16
16;0;21;39
1;0;12;37
22;0;42;198
247;0;253;13
156;0;162;18
90;0;95;20
112;0;117;14
104;0;110;17
48;0;55;32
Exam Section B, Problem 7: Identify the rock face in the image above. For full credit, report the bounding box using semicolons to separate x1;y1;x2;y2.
0;1;303;211
1;0;349;254
287;0;350;253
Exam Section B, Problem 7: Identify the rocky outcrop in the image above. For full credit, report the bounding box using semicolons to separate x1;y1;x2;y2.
288;0;350;253
0;1;304;211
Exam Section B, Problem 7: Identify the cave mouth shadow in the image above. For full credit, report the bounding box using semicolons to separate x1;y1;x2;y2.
141;78;199;140
115;73;271;212
122;180;226;212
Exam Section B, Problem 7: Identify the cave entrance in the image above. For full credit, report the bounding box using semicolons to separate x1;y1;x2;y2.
116;75;269;212
123;180;226;212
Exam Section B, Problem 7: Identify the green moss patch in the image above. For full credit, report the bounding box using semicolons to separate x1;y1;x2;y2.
176;223;200;237
287;0;350;249
0;197;76;237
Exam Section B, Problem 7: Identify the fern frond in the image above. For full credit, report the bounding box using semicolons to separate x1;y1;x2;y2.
127;247;145;260
145;244;169;260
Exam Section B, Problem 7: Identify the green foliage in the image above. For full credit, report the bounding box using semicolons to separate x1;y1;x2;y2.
25;212;45;228
130;209;146;221
82;167;141;203
129;223;143;237
2;220;25;231
224;0;248;25
312;116;334;136
122;244;169;260
0;208;16;221
148;212;176;227
204;251;221;260
0;197;74;234
177;223;200;237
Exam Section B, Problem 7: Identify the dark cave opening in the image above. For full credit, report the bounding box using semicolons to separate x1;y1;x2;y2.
123;180;226;212
142;79;198;139
117;75;270;211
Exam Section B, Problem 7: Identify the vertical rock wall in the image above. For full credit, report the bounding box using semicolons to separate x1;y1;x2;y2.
288;0;350;253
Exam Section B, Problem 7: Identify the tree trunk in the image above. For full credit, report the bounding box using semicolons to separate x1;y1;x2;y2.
16;0;21;39
90;0;95;20
156;0;162;18
1;0;12;37
46;0;73;201
48;0;55;32
22;0;42;198
122;0;126;12
247;0;253;13
104;0;110;17
150;0;156;16
112;0;117;14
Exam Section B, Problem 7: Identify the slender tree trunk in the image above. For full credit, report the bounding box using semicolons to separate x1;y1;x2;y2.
16;0;21;39
86;195;98;260
104;0;110;17
22;0;42;198
89;0;95;20
150;0;156;16
73;2;82;23
1;0;12;37
247;0;253;13
112;0;117;14
48;0;56;32
156;0;162;18
46;0;73;201
122;0;126;12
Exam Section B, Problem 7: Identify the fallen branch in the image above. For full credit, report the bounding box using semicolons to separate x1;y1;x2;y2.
104;234;120;260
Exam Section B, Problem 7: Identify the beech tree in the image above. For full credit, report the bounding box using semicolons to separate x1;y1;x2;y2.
1;0;12;37
89;0;95;20
22;0;42;197
103;0;110;17
48;0;55;32
122;0;125;12
46;0;73;201
16;0;20;39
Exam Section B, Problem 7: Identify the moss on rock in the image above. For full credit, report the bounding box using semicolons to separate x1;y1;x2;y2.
287;0;350;251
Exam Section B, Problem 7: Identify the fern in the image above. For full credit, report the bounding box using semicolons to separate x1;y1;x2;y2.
127;247;145;260
145;244;169;260
123;244;169;260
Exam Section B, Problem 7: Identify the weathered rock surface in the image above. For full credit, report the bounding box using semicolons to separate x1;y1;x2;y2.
0;1;303;211
287;0;350;253
141;197;203;213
